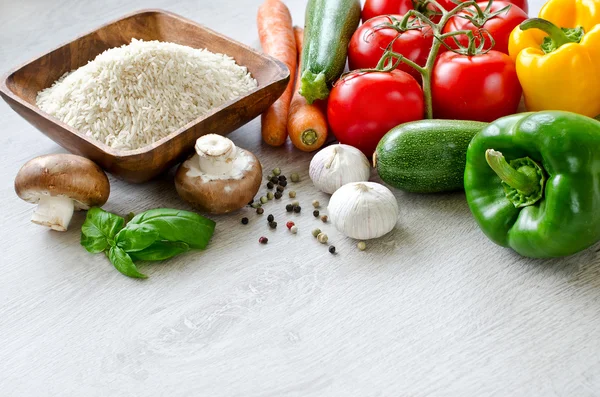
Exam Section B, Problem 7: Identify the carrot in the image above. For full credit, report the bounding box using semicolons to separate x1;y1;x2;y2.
257;0;296;147
287;26;328;152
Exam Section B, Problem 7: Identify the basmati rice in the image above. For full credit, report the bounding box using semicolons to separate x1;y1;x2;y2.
36;39;258;151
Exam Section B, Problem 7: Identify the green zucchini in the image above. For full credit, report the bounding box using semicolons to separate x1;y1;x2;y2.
300;0;361;104
374;120;487;193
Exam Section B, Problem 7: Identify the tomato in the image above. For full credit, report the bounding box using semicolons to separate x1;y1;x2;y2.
437;0;528;13
442;1;528;54
328;70;424;155
348;15;433;81
361;0;414;22
431;50;522;122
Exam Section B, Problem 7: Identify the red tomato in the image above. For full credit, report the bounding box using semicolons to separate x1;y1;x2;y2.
437;0;528;13
431;50;522;122
328;70;424;155
348;15;433;81
361;0;414;22
442;1;528;54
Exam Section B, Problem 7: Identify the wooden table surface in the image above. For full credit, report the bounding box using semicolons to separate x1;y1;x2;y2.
2;0;599;396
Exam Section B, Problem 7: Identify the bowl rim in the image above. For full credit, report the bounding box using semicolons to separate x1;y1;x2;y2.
0;8;289;159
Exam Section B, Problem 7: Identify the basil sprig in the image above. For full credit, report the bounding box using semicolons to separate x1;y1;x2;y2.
81;207;216;278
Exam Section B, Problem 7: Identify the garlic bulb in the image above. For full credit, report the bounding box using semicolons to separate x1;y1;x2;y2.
309;144;371;194
328;182;399;240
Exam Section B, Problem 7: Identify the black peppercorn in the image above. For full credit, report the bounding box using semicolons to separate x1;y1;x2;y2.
270;176;279;184
279;179;288;187
269;221;277;229
274;191;282;199
267;214;274;222
267;181;274;189
278;175;287;182
286;204;293;212
276;185;284;192
293;205;301;213
256;207;264;215
313;210;320;217
241;217;249;225
329;246;336;254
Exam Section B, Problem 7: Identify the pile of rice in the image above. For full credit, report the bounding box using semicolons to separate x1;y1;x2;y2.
36;39;258;151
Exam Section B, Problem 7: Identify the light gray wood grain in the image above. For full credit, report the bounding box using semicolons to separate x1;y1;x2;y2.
1;0;599;396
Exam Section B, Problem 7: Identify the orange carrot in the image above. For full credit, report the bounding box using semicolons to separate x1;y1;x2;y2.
257;0;296;147
287;26;328;152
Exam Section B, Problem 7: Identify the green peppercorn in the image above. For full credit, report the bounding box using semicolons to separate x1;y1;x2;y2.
286;204;293;212
251;202;262;209
241;217;249;225
292;201;300;207
274;192;282;199
267;214;274;222
312;228;321;238
272;167;281;176
256;207;264;215
260;196;268;204
312;200;320;208
267;192;274;200
276;185;284;193
328;245;336;254
291;173;300;182
267;182;274;189
313;210;320;217
293;205;301;213
357;241;367;251
288;191;296;198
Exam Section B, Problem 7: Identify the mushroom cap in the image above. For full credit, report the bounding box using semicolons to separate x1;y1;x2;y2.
14;154;110;210
175;148;262;214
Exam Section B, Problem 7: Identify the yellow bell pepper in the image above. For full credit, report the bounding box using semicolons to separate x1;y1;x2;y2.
507;0;600;118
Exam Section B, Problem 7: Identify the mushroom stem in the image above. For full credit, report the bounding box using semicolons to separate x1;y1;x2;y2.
31;196;75;232
195;134;237;175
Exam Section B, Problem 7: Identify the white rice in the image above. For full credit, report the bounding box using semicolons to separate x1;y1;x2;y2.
36;39;258;151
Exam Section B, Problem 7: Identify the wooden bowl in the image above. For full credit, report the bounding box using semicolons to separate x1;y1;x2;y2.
0;9;289;183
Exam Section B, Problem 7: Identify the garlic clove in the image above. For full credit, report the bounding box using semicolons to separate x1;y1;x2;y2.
309;144;371;194
328;181;399;240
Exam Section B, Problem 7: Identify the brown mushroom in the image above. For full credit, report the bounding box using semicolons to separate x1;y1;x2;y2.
175;134;262;214
14;154;110;231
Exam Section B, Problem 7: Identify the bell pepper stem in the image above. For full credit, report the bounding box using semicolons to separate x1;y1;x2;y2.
485;149;538;195
520;18;572;47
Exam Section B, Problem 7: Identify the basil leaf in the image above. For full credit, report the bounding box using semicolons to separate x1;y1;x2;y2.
108;246;147;279
80;207;125;253
116;224;160;252
127;208;215;249
129;241;190;262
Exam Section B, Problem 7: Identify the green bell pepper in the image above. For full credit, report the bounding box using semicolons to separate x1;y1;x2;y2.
464;111;600;258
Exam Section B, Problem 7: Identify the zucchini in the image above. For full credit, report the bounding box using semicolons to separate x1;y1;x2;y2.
374;120;487;193
300;0;361;104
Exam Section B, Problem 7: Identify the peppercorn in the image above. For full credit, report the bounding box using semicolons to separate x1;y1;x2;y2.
259;236;268;244
274;192;282;199
290;225;298;234
267;192;274;200
357;241;367;251
272;167;281;176
276;185;285;193
241;217;249;225
279;179;288;187
313;210;320;218
267;181;274;189
270;176;279;184
286;221;295;230
312;228;321;238
256;207;264;215
293;205;301;213
328;245;336;254
288;191;296;198
278;175;286;182
269;221;277;229
260;196;268;204
267;214;274;222
317;233;328;244
251;202;262;209
312;200;320;208
321;215;328;223
291;173;300;182
291;201;300;207
286;204;293;212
